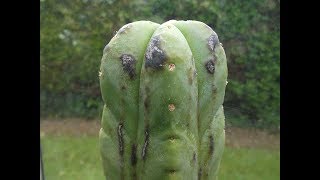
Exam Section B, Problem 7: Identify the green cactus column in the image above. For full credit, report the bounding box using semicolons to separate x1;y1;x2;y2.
99;20;228;180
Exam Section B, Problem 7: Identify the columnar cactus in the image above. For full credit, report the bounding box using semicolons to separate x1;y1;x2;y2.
99;20;228;180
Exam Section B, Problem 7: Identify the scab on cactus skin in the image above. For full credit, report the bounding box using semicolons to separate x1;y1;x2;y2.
120;54;136;79
145;36;167;70
205;59;216;74
208;33;220;52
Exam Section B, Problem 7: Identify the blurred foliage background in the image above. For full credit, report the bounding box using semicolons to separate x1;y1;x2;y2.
40;0;279;130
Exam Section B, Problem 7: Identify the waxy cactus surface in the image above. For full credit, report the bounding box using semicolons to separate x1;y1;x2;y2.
99;20;228;180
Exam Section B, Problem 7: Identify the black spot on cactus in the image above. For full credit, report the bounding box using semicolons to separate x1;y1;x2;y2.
120;54;136;79
117;123;125;180
144;86;150;112
205;58;216;74
131;144;137;166
208;33;220;52
165;169;178;174
198;167;202;180
142;125;150;161
117;123;124;156
144;98;149;110
145;36;167;70
192;152;197;163
209;135;214;155
131;144;138;180
167;134;180;140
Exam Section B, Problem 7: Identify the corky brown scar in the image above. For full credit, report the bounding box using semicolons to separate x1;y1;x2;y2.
142;126;150;161
205;58;216;74
117;123;124;156
145;36;167;70
120;54;136;79
208;33;220;51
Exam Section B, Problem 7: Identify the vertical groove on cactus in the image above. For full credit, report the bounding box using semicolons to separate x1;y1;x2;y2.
131;144;137;180
169;20;227;180
131;144;137;166
117;122;124;180
141;125;150;161
136;22;198;179
100;21;160;179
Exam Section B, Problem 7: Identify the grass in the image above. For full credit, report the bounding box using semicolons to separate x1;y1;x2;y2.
41;136;104;180
41;135;279;180
218;148;279;180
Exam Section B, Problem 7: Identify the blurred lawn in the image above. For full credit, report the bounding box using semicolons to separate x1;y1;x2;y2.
41;136;279;180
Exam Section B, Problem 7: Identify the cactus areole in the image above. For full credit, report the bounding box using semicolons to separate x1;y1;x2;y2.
99;20;228;180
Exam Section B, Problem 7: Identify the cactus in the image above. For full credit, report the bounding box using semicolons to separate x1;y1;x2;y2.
99;20;228;180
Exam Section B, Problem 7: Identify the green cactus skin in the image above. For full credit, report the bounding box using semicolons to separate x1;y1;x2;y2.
99;20;228;180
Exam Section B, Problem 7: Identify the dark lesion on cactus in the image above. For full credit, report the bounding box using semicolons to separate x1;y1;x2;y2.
166;134;180;141
120;54;136;79
142;125;150;161
131;144;137;166
117;123;124;156
144;86;150;112
207;33;220;52
117;122;125;180
198;167;202;180
145;36;167;70
209;135;214;155
121;85;127;90
205;58;216;74
164;169;179;174
192;152;197;163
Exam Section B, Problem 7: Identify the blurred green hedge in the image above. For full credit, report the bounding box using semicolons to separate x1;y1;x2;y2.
40;0;279;129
